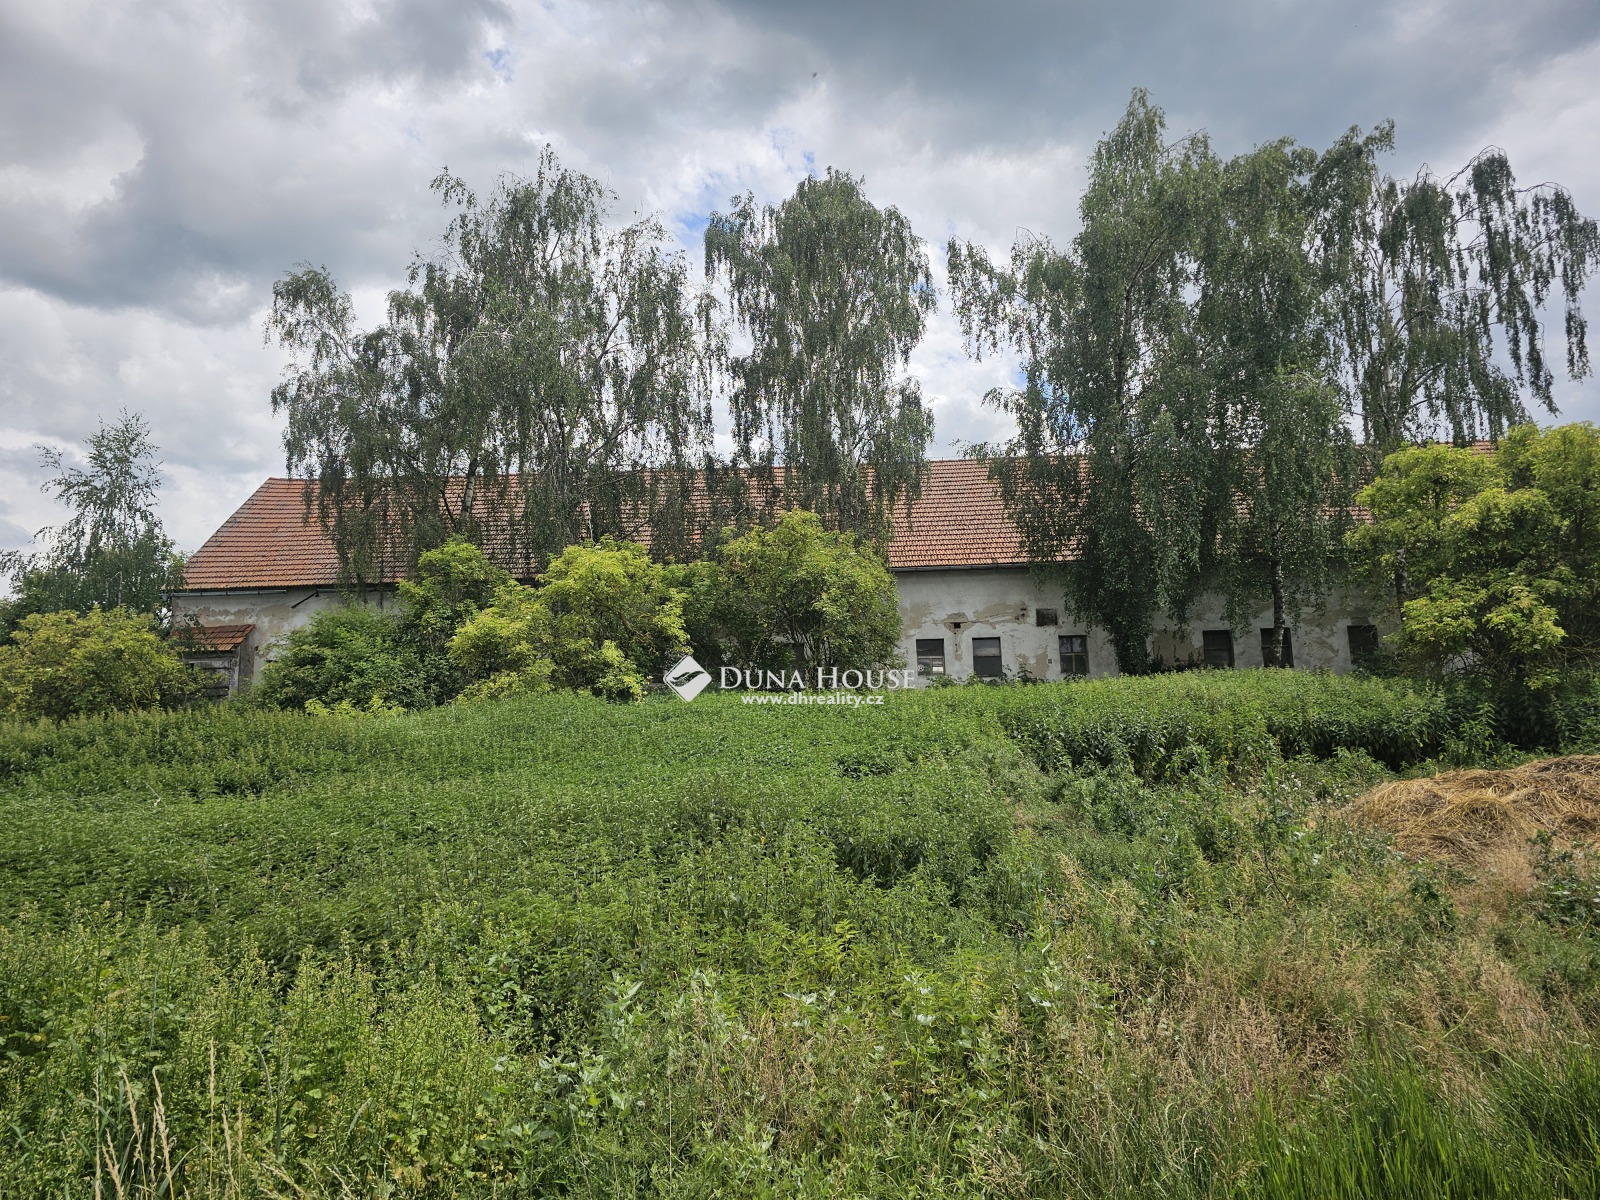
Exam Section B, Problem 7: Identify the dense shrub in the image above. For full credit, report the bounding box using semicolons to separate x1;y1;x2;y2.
1350;423;1600;693
0;608;198;720
252;606;430;711
963;669;1448;776
706;510;902;672
450;538;688;701
2;676;1598;1196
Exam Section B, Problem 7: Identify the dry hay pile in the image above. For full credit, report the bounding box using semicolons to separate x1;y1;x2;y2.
1348;756;1600;898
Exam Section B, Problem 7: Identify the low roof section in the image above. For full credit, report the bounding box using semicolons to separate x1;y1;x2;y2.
175;623;255;652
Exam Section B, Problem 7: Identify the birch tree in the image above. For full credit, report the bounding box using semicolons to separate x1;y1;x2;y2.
1196;140;1360;665
268;148;719;583
1311;124;1599;453
949;92;1213;672
705;169;935;541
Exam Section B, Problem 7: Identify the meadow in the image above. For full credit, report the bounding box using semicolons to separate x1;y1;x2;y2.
2;673;1598;1198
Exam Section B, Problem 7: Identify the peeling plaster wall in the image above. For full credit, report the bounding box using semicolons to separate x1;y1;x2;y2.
173;568;1392;697
171;586;396;690
893;569;1391;684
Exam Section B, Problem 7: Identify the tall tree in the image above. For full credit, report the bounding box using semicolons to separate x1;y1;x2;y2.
1348;425;1600;701
952;93;1598;673
1195;140;1361;665
1311;123;1599;453
0;412;182;634
705;169;936;541
268;148;720;583
948;92;1214;672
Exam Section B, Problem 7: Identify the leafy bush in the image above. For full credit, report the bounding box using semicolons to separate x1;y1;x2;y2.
450;538;687;701
963;669;1447;776
706;510;902;672
252;606;430;712
0;608;198;720
1350;424;1600;695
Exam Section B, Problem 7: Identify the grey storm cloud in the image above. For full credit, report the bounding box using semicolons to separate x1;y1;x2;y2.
0;0;513;319
2;0;1598;558
685;0;1600;152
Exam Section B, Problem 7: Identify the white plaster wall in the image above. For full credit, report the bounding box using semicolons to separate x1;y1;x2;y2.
170;586;395;689
894;569;1392;683
175;570;1393;695
894;568;1121;682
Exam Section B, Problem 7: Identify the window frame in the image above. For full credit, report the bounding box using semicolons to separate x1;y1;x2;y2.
1258;626;1294;669
1347;624;1379;665
1059;633;1089;677
915;637;947;678
1201;629;1235;670
971;636;1004;679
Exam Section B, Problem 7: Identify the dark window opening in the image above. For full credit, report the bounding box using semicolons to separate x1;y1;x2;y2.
915;638;946;677
1202;629;1235;669
1059;634;1089;676
1347;624;1380;664
972;636;1003;679
1259;627;1294;668
1036;607;1059;627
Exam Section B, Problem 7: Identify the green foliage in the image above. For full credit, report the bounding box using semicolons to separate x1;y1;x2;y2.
0;675;1595;1194
949;92;1213;673
395;536;512;701
396;536;511;649
0;412;184;636
252;606;430;712
1314;124;1600;450
1236;1051;1600;1199
961;669;1446;778
1195;140;1363;655
0;608;198;721
950;92;1598;673
706;169;936;540
1350;425;1600;699
450;538;687;701
710;510;902;673
1532;832;1600;931
268;148;719;581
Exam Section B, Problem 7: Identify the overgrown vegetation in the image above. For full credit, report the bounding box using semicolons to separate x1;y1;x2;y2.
254;520;903;712
3;674;1598;1197
0;412;185;639
0;608;199;720
1350;424;1600;690
949;92;1597;673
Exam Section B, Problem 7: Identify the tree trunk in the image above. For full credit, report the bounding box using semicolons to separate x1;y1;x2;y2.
459;461;478;528
1267;537;1287;668
1111;626;1149;676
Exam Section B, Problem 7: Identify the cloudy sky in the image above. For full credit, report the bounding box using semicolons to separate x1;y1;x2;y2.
3;0;1599;560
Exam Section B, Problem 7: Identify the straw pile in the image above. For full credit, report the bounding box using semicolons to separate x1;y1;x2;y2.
1347;756;1600;896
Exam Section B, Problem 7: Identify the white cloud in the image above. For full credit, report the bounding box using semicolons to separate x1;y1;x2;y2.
1;0;1597;560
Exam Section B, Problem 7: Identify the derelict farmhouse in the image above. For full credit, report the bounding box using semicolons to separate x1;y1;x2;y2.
169;460;1386;697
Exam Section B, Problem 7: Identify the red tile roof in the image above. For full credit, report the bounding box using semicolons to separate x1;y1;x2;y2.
178;461;1034;591
885;459;1029;569
176;624;255;651
182;480;345;590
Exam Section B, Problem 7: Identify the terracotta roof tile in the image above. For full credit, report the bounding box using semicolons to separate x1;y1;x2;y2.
177;623;255;651
178;462;1038;591
888;460;1030;569
182;479;345;590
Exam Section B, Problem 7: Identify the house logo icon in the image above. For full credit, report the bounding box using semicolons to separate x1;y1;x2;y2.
663;654;713;702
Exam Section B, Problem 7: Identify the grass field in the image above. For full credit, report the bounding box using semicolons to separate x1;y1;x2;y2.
2;675;1598;1198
